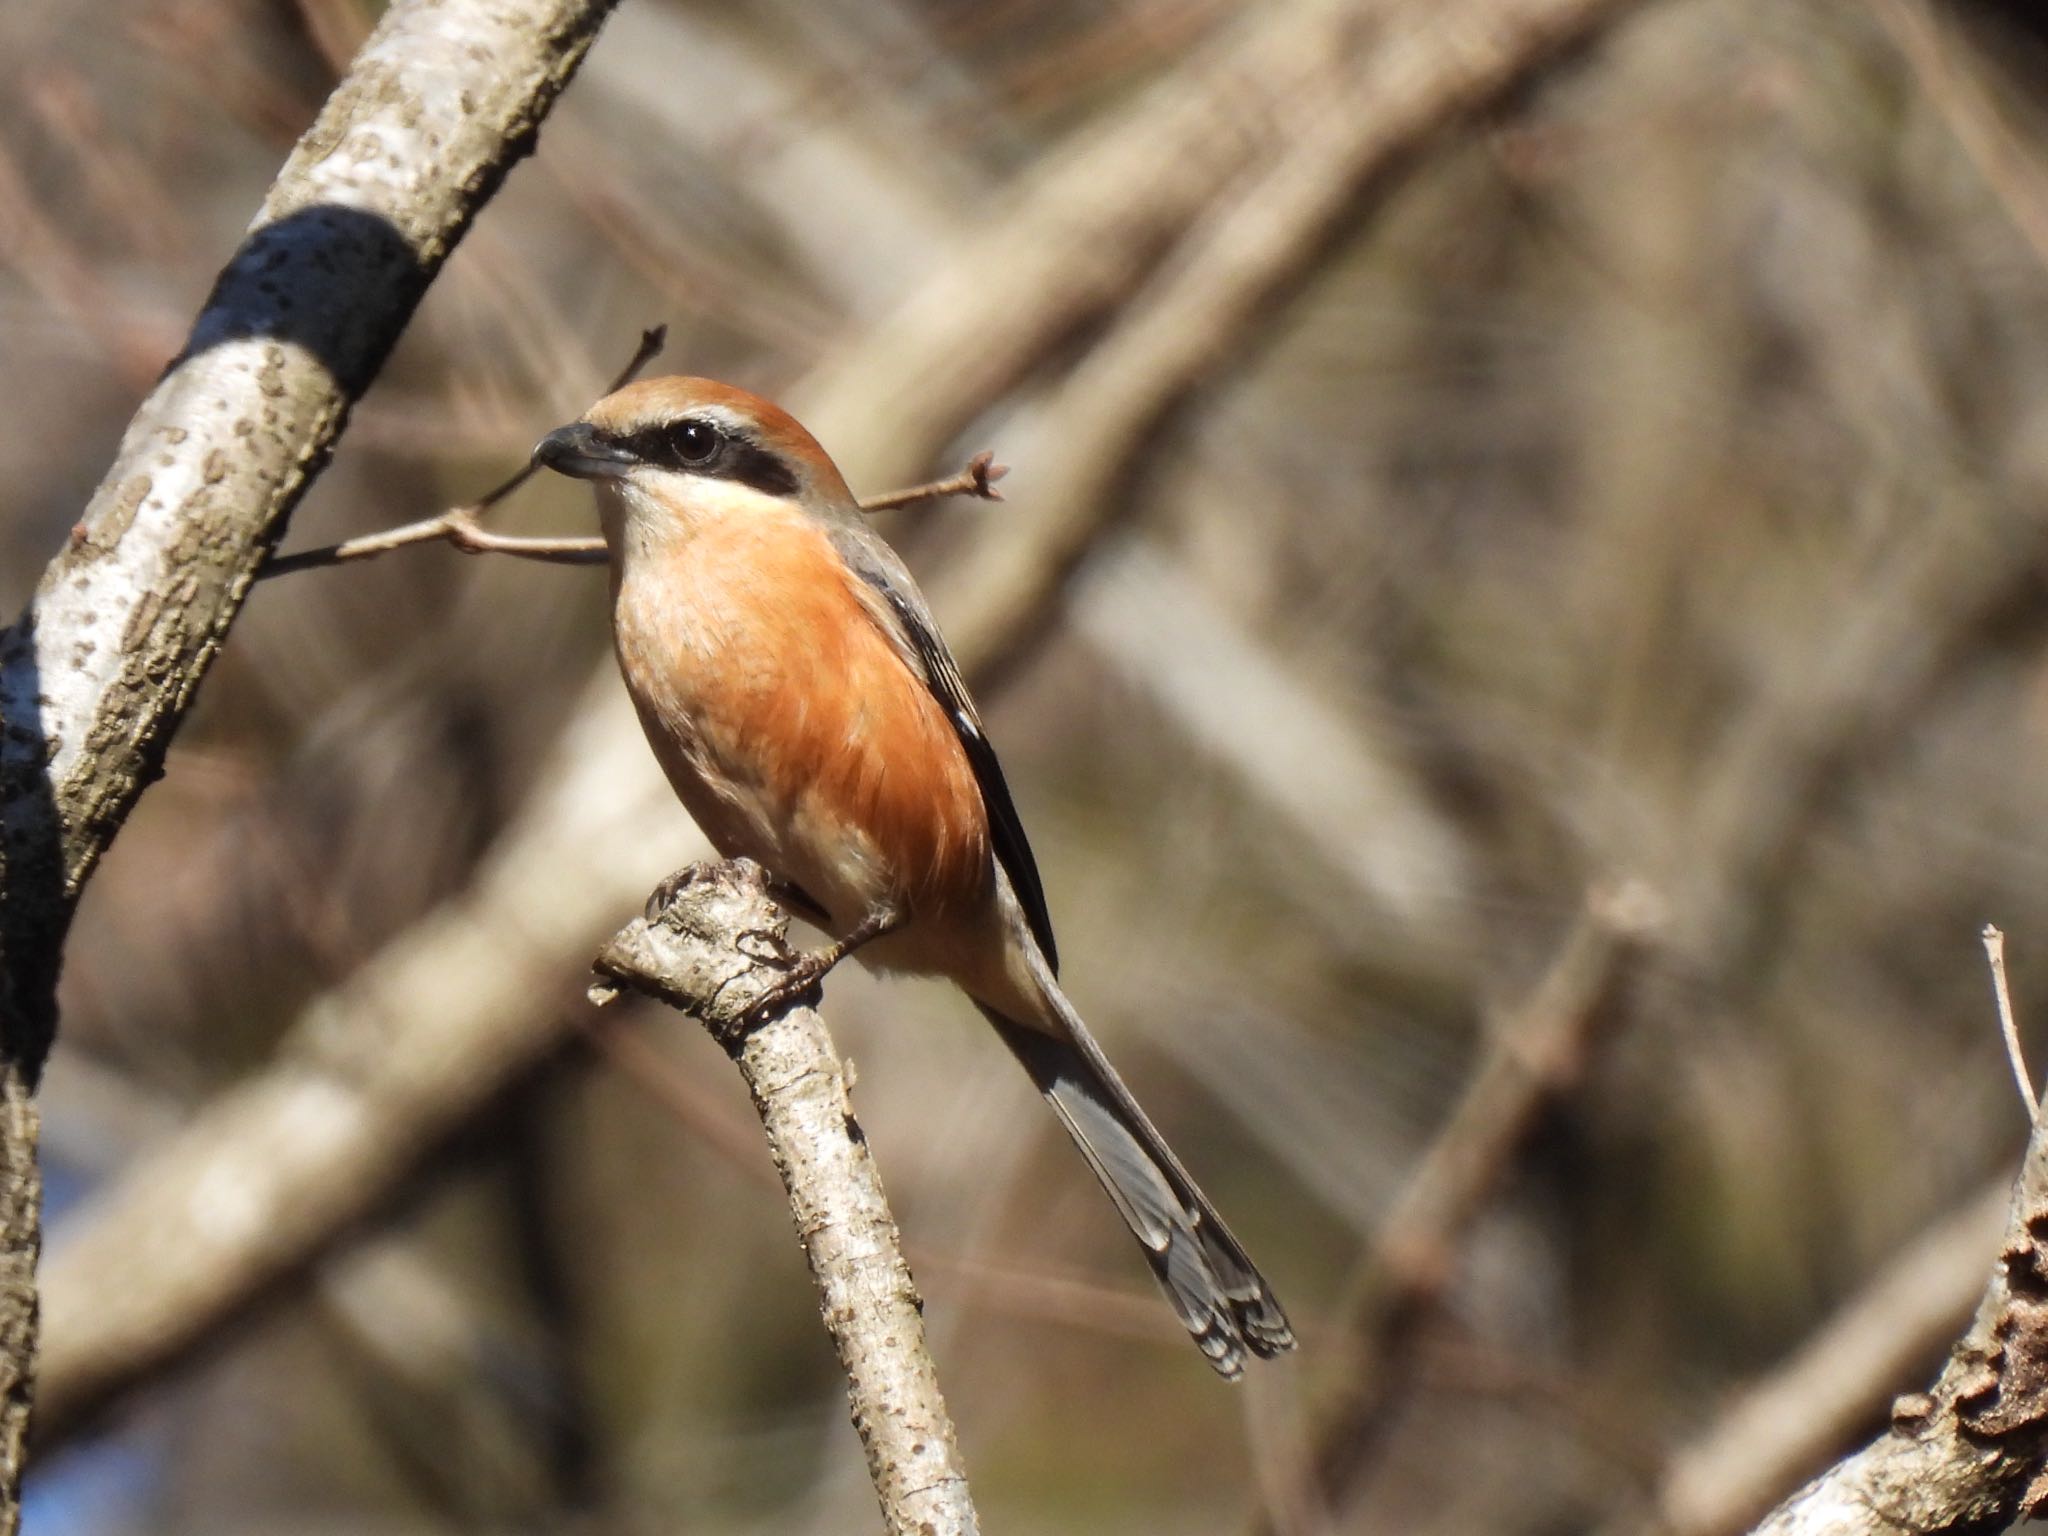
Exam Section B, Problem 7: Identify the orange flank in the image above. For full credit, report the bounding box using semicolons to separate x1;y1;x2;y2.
611;502;992;925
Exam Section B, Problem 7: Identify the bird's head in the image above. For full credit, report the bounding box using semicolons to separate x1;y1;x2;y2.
532;377;855;551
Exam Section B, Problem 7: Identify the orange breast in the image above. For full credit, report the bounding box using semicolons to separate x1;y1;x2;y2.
614;507;992;925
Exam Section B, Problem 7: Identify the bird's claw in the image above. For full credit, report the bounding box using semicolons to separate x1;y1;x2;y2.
740;946;834;1024
736;925;796;966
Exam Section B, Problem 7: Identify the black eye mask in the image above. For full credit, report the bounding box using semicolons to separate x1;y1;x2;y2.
606;418;803;498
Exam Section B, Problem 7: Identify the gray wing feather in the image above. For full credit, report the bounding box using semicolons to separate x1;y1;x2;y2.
828;523;1059;970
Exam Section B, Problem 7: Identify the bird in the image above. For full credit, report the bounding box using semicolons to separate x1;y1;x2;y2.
533;377;1294;1377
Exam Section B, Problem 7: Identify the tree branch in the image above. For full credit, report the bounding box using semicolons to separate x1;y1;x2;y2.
589;861;978;1536
0;0;617;1514
1745;1105;2048;1534
258;322;669;579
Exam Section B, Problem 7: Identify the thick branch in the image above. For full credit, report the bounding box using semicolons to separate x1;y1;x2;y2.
0;0;616;1514
0;0;617;1045
590;862;978;1536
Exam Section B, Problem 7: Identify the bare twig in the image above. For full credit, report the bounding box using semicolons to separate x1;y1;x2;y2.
259;325;668;579
590;861;978;1536
262;418;1006;579
1665;933;2048;1536
262;508;606;578
855;449;1008;511
1986;924;2038;1122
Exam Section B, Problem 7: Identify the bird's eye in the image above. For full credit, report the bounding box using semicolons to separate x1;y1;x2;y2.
669;419;721;465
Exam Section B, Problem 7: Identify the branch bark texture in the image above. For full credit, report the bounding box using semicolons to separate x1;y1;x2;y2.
0;0;616;1508
1748;1106;2048;1534
1;0;614;1043
1655;1179;2008;1536
591;862;978;1536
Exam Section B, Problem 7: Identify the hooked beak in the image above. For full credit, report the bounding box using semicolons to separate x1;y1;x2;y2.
531;422;637;481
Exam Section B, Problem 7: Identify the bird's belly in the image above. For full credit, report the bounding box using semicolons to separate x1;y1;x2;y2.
658;722;898;927
610;516;993;967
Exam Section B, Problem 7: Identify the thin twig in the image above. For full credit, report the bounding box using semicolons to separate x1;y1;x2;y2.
590;860;979;1536
857;449;1007;511
258;508;604;578
259;326;668;579
262;411;1006;580
1985;923;2038;1122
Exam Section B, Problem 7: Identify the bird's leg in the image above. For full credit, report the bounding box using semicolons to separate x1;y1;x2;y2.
743;899;905;1021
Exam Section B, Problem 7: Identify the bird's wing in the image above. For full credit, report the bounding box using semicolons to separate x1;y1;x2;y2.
828;523;1059;971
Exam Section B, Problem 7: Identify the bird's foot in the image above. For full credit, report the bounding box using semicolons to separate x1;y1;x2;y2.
736;897;906;1025
739;945;839;1024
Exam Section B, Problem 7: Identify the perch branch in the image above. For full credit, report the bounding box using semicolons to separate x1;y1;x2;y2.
589;861;978;1536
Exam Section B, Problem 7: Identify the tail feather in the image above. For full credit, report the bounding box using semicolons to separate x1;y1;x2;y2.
980;999;1295;1377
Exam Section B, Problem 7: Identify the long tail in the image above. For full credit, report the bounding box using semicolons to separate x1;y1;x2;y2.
978;985;1295;1378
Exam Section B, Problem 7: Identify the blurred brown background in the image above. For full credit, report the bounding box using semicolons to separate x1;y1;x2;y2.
10;0;2048;1530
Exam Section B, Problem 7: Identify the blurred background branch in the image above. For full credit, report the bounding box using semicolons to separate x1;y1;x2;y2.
1651;1177;2011;1536
1744;1080;2048;1534
1265;879;1661;1534
13;0;2048;1531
